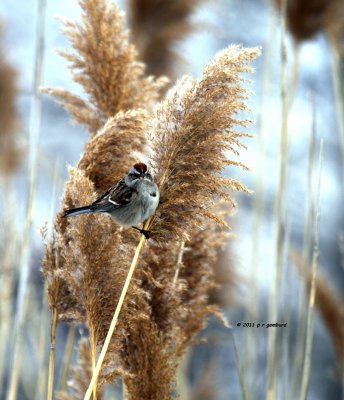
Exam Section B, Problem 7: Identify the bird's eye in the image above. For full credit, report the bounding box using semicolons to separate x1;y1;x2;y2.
150;192;156;197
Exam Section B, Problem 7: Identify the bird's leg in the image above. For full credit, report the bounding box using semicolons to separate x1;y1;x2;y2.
131;226;151;239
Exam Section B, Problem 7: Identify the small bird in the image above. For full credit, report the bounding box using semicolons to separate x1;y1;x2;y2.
64;163;159;238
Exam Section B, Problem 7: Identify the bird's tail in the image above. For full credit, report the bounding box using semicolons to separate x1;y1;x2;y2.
64;206;93;218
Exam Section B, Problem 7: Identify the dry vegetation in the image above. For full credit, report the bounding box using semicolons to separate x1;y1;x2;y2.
41;0;259;399
1;0;344;399
0;24;20;175
128;0;204;79
274;0;344;51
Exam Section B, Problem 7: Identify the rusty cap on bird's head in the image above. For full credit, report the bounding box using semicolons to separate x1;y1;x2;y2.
133;162;147;174
129;162;148;177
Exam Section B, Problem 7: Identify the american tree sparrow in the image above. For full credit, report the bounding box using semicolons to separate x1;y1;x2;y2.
64;163;160;238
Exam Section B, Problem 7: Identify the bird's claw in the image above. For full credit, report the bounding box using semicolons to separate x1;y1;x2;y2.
132;226;151;239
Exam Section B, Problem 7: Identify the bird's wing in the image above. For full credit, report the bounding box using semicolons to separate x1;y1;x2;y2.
91;179;137;210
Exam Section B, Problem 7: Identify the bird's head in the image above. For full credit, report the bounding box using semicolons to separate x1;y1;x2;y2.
129;163;152;181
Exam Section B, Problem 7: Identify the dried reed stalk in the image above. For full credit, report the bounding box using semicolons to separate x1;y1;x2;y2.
128;0;203;79
59;325;77;391
56;339;105;400
7;1;46;398
267;5;289;396
292;95;317;398
47;308;58;400
300;140;323;400
291;250;344;382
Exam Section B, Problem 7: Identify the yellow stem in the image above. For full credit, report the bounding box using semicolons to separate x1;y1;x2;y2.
300;140;323;399
84;231;148;400
47;307;58;400
173;241;185;285
59;325;76;391
90;325;98;400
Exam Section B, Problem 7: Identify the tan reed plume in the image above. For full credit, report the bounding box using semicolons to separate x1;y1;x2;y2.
42;0;166;325
42;0;260;398
117;46;259;398
42;1;167;397
42;112;151;395
148;45;256;242
0;24;20;175
128;0;203;79
128;0;240;313
273;0;344;51
82;44;259;399
44;0;167;135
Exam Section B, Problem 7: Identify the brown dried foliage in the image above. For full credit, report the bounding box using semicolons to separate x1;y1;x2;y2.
0;25;20;175
312;276;344;375
121;223;229;399
78;109;148;193
44;0;167;135
128;0;203;79
274;0;344;51
149;45;258;242
42;1;259;397
42;109;150;323
293;252;344;376
42;0;159;326
102;46;257;397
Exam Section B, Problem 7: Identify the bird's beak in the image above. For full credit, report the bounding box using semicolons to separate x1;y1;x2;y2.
140;173;145;179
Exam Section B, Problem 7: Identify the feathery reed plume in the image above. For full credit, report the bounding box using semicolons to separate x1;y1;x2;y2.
324;0;344;52
274;0;329;40
119;224;230;400
128;0;203;79
44;166;141;394
83;44;259;399
43;0;259;397
42;0;163;325
42;1;167;395
43;111;152;399
128;0;240;309
0;24;20;175
42;110;150;323
274;0;344;51
44;0;167;135
78;109;149;193
148;45;257;242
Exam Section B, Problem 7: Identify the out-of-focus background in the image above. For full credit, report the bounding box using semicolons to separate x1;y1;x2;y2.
0;0;343;399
